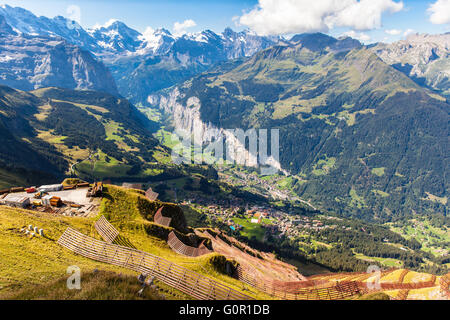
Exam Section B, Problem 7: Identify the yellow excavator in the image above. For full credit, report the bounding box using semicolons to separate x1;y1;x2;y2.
34;191;48;199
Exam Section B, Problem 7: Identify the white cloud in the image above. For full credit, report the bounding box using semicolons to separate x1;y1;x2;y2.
173;19;197;37
92;19;118;30
238;0;404;36
403;28;415;37
385;29;402;35
66;4;81;24
342;30;371;42
428;0;450;24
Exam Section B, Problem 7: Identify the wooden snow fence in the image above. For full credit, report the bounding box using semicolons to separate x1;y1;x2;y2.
234;265;361;300
167;231;212;257
154;207;172;227
390;290;410;300
94;216;119;243
440;274;450;298
355;276;437;291
57;227;252;300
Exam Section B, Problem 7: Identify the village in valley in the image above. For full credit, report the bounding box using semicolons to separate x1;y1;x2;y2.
183;199;337;242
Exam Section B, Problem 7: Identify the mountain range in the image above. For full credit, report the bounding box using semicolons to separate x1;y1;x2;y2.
0;4;448;221
0;4;448;103
154;33;449;220
0;14;118;95
0;4;281;103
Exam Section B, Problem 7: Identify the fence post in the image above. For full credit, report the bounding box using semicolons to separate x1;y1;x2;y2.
125;252;133;268
149;257;160;277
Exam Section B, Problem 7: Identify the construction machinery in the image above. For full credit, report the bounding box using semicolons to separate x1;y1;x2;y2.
87;182;103;198
34;191;47;199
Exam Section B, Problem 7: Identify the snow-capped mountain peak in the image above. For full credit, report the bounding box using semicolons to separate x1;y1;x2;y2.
88;20;144;53
0;5;283;59
134;27;175;55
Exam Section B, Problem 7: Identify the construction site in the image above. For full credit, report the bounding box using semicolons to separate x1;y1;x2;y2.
0;181;103;217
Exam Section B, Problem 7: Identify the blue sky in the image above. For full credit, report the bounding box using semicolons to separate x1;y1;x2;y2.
1;0;449;43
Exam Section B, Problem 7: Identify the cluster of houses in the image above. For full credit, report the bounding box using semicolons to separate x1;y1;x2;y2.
219;170;292;201
192;199;340;242
102;181;345;246
189;201;277;233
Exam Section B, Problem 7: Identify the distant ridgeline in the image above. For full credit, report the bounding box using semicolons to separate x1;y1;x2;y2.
156;33;449;221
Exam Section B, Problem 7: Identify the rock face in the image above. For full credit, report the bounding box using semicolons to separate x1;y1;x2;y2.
0;13;16;36
87;20;145;54
0;33;118;94
0;15;118;94
222;27;282;59
371;33;450;97
0;4;98;51
151;88;283;174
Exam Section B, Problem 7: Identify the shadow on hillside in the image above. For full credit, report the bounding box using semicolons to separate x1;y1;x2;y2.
101;193;114;202
113;234;136;249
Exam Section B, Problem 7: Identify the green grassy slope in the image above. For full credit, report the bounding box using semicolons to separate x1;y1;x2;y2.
0;271;168;300
0;185;271;300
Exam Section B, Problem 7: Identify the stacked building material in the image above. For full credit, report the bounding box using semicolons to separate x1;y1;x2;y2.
38;184;63;193
50;197;62;207
42;195;63;207
42;195;53;206
77;182;90;188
